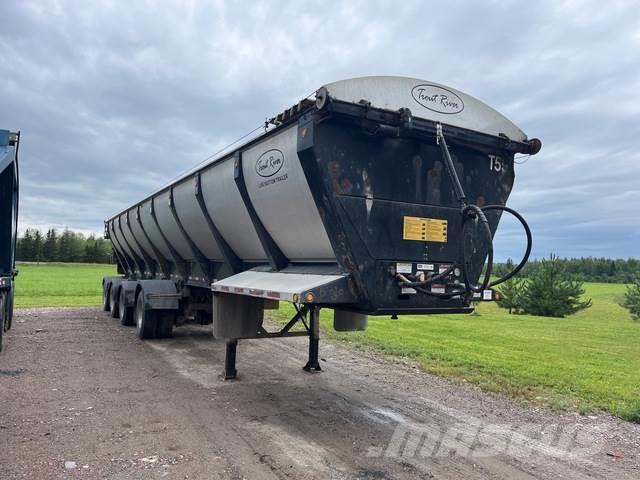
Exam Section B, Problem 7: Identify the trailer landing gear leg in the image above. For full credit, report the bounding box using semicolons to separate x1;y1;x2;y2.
224;339;238;380
303;306;322;372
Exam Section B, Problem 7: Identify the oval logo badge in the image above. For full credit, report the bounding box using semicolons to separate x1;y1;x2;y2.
411;84;465;115
255;149;285;177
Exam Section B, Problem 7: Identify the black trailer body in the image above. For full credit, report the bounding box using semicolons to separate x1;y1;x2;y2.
0;129;19;351
102;77;541;378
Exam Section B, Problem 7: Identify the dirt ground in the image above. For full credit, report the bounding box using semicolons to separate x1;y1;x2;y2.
0;308;638;479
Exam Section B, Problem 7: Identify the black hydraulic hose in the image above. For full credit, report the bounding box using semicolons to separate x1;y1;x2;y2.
482;205;532;288
396;124;532;299
396;272;465;299
424;263;456;284
413;285;464;300
437;125;467;205
460;204;493;293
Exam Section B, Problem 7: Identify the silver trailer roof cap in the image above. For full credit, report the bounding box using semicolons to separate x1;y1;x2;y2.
319;76;527;142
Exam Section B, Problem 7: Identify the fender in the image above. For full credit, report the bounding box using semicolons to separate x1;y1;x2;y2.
136;279;180;310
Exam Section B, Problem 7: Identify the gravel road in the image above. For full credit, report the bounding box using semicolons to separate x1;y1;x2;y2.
0;307;638;479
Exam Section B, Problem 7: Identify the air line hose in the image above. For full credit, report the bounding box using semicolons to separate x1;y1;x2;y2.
396;124;532;300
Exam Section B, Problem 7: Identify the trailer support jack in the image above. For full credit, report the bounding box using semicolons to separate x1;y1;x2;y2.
303;306;322;372
221;305;322;380
224;339;238;380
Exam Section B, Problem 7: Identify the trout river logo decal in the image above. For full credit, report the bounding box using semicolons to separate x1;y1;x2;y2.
256;149;285;177
411;84;464;114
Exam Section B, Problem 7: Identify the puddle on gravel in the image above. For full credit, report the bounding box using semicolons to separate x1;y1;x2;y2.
0;368;27;377
369;408;407;424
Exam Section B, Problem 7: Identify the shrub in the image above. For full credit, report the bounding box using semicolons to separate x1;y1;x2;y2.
496;258;524;314
621;277;640;321
496;277;524;314
519;254;592;318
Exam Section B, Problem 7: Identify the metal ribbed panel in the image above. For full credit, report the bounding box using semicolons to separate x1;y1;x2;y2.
172;177;223;260
154;190;192;260
119;213;145;261
108;220;131;270
112;217;135;263
129;208;159;264
139;199;172;260
200;158;266;261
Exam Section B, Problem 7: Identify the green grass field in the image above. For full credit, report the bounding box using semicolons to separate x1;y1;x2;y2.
13;262;117;308
12;262;640;422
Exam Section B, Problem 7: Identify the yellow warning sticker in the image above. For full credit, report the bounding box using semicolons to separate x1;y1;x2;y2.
403;216;448;243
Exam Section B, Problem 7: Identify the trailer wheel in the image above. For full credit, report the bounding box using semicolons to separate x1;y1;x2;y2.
102;282;111;312
110;286;120;318
119;288;134;326
156;311;175;338
135;292;156;339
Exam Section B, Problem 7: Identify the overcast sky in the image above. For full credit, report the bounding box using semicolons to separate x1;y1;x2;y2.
1;0;639;260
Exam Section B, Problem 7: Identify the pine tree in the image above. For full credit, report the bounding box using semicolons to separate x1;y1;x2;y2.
33;229;44;262
69;232;85;262
58;228;73;262
43;228;58;262
519;254;592;318
84;236;98;263
622;277;640;321
94;238;113;263
496;258;524;314
15;236;24;261
608;260;617;278
20;229;35;261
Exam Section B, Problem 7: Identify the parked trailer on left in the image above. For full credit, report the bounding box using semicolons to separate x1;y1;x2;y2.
0;129;19;352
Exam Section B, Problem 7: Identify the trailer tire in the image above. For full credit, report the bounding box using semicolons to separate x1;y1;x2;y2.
110;286;120;318
119;288;134;326
135;292;157;339
102;282;111;312
156;311;175;338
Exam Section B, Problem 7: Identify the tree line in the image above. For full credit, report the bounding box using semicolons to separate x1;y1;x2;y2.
494;256;640;284
16;228;114;264
495;255;640;320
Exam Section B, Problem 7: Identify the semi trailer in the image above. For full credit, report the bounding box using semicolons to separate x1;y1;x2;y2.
102;76;541;378
0;129;19;352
